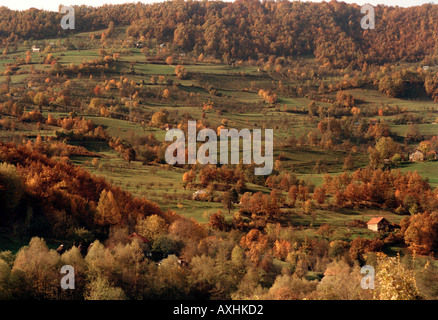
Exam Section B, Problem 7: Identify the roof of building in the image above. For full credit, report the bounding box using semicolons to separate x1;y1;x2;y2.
367;217;388;225
129;232;150;243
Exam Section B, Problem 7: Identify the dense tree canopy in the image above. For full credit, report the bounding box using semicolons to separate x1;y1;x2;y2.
2;1;438;69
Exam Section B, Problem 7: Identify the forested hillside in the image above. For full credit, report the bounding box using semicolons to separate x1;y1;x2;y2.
1;1;438;68
0;0;438;301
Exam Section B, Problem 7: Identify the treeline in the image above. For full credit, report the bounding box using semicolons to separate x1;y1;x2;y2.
322;167;438;214
0;4;136;42
2;1;438;69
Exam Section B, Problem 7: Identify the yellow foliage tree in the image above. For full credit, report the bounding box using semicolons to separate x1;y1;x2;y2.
373;252;420;300
175;65;188;79
135;214;168;241
150;111;167;127
95;190;122;226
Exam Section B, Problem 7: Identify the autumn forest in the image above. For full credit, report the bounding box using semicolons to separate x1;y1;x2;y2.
0;0;437;301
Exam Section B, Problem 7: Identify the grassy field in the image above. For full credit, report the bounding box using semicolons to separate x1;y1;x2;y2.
398;160;438;188
391;123;438;137
1;30;437;243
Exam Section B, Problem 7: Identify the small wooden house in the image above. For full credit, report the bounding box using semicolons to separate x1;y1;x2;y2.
367;217;390;232
409;149;425;162
192;189;207;200
129;232;151;251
